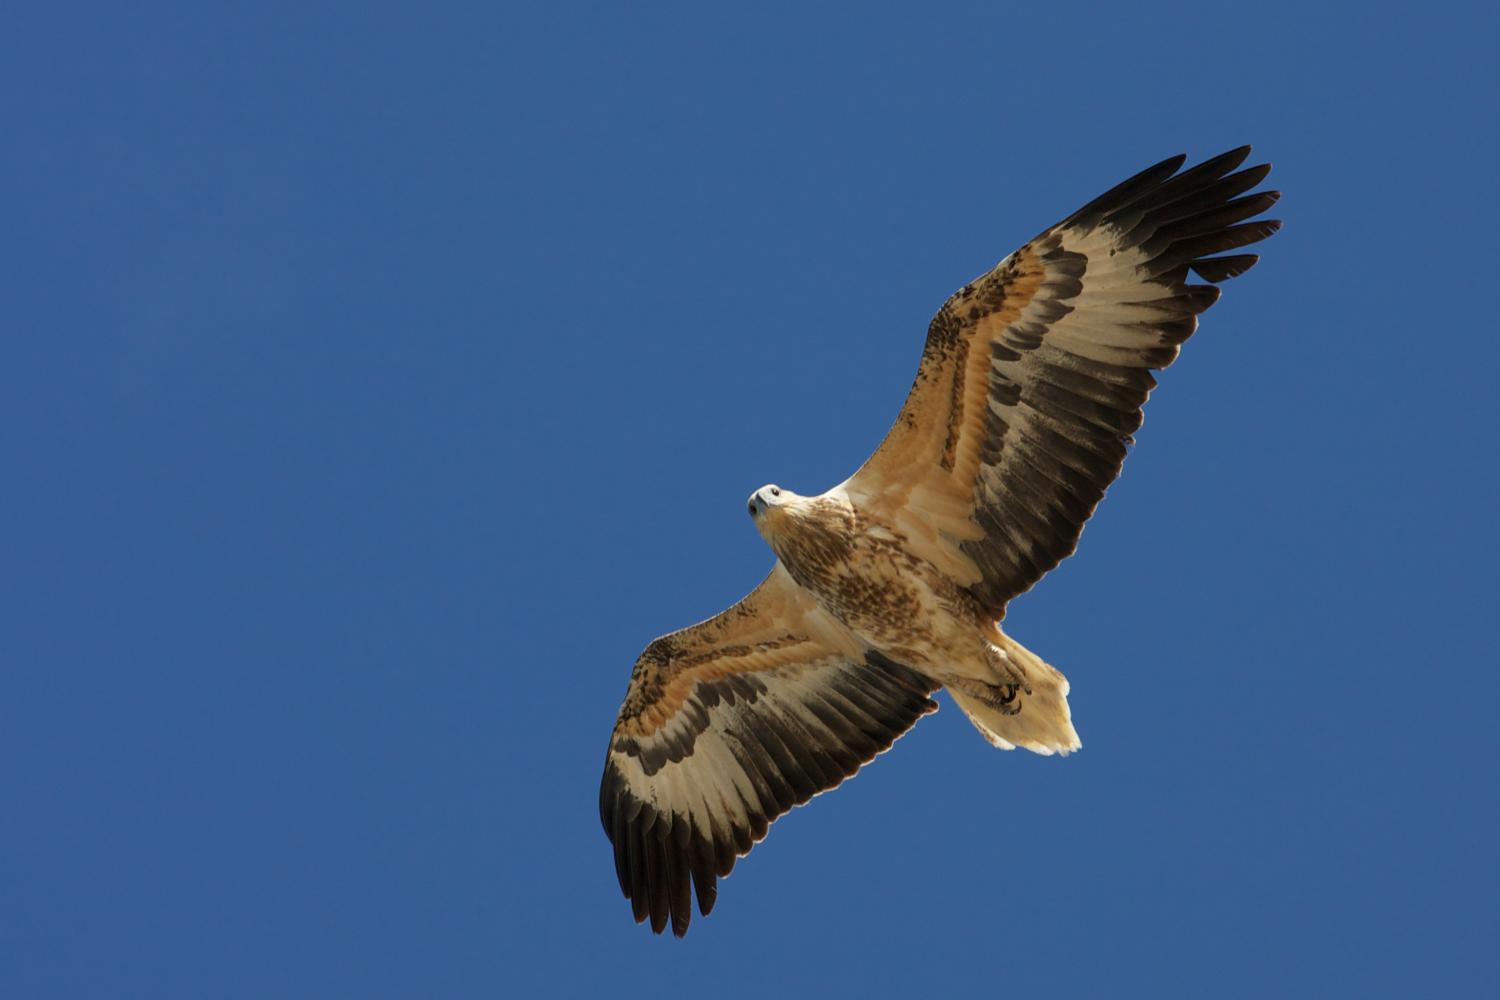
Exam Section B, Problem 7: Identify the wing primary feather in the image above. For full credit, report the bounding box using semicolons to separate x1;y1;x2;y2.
1118;286;1221;312
1120;146;1253;216
1117;165;1274;248
643;821;670;934
1167;219;1282;262
663;834;692;937
609;786;632;898
687;814;719;914
1190;254;1262;282
1142;162;1273;220
1065;153;1188;230
714;810;742;875
1154;191;1282;240
628;809;650;924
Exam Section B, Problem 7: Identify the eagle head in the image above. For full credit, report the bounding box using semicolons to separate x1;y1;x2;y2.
747;484;787;521
748;485;805;543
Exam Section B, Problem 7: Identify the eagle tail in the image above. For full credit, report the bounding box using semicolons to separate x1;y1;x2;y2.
948;634;1080;755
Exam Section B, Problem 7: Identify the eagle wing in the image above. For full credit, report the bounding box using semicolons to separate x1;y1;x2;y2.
844;146;1280;616
599;564;938;936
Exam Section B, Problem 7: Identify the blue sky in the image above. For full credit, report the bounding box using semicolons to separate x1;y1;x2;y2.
4;2;1497;996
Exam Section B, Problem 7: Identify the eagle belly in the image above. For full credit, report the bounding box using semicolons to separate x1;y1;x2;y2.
763;496;992;682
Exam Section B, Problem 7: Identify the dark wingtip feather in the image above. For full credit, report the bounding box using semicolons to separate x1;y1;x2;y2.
1131;146;1252;211
1191;254;1262;282
1171;219;1281;260
690;831;719;917
645;829;670;934
1065;152;1188;230
1087;146;1258;234
1154;191;1281;240
665;838;692;937
599;762;616;835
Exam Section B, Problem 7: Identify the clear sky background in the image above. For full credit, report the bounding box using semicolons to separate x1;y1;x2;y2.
4;2;1497;997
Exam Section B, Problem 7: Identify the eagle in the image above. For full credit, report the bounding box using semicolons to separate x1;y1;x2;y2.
600;147;1280;936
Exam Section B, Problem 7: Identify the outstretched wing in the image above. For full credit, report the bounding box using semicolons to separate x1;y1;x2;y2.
845;146;1280;617
599;564;938;936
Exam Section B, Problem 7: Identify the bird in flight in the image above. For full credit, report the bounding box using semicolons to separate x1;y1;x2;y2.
600;147;1280;936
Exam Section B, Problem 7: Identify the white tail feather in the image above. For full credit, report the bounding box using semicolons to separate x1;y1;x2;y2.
948;634;1080;756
